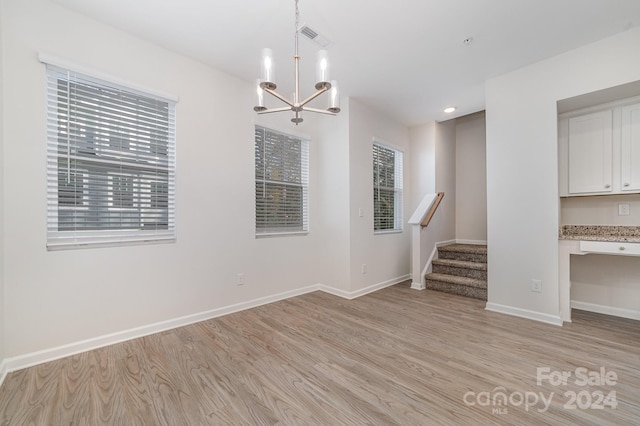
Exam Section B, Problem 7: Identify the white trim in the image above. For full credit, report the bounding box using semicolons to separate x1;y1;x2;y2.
38;53;179;102
371;136;404;153
485;302;563;326
0;276;410;380
374;229;403;235
2;285;320;375
437;239;457;247
410;281;425;290
0;360;7;388
558;93;640;118
455;239;487;245
320;275;410;300
571;300;640;321
407;193;437;225
411;239;455;291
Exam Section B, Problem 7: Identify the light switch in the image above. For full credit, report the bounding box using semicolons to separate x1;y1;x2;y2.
618;204;630;216
358;208;363;217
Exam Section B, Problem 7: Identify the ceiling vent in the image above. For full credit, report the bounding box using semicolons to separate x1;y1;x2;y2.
299;24;333;48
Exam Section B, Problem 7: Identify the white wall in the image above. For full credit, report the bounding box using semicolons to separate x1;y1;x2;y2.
486;26;640;323
571;254;640;315
0;0;410;364
455;112;487;242
0;0;6;368
409;122;437;208
348;99;411;291
561;194;640;225
435;120;456;239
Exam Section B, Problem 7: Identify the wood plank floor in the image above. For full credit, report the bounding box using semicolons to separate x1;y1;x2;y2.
1;281;639;425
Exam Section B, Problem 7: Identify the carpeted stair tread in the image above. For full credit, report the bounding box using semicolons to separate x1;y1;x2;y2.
424;280;487;300
432;258;487;271
425;243;488;301
438;244;487;263
425;273;486;289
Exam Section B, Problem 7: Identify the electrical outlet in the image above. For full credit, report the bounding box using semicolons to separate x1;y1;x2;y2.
236;273;245;286
531;279;542;293
618;203;630;216
361;264;367;274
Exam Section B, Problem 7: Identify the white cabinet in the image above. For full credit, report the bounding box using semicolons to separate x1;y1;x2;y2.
559;98;640;197
620;103;640;192
580;240;640;256
567;110;613;195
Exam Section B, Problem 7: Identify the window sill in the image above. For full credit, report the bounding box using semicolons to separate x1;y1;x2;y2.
256;231;309;239
374;229;403;235
47;237;176;251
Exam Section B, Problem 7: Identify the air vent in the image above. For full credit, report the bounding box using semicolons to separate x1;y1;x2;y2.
299;24;333;48
300;26;318;40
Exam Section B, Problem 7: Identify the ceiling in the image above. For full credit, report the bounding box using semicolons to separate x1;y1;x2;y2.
52;0;640;127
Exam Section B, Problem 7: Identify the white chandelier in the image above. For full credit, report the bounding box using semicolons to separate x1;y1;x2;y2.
254;0;340;124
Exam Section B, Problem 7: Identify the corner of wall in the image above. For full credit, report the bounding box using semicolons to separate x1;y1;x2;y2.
0;0;7;376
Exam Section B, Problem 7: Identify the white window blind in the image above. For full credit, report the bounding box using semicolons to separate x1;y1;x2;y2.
45;64;176;249
373;141;403;232
255;126;309;235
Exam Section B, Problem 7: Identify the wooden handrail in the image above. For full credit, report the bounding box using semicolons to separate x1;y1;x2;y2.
421;192;444;228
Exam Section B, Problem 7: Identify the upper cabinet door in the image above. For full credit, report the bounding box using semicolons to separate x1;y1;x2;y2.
568;110;613;195
620;102;640;192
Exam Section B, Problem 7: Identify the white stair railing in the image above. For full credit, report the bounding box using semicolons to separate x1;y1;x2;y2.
407;192;444;289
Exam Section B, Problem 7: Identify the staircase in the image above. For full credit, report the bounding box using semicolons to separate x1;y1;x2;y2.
425;244;487;301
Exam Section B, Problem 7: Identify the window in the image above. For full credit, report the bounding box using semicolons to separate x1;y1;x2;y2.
45;64;176;249
373;141;403;232
255;126;309;235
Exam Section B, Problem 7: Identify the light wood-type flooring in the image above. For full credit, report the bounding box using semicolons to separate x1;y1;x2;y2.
1;281;639;425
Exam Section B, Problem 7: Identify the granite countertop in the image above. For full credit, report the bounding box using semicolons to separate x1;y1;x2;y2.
559;225;640;243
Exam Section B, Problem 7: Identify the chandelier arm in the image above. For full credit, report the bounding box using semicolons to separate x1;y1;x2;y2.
263;88;295;107
301;106;336;116
257;106;293;115
298;87;330;108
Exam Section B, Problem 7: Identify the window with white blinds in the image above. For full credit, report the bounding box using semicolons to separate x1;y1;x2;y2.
45;64;176;249
255;126;309;235
373;141;403;232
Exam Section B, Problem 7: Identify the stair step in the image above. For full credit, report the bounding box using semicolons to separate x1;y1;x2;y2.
432;258;487;280
425;273;487;301
425;273;486;289
438;244;487;263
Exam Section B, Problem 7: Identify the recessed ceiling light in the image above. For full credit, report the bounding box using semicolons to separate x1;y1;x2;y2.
444;107;456;113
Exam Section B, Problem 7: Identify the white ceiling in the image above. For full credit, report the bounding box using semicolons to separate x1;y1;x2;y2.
52;0;640;127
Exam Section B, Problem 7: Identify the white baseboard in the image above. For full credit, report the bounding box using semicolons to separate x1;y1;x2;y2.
436;239;457;247
0;275;410;385
410;281;425;290
571;300;640;321
485;302;563;326
0;360;7;387
319;274;410;300
455;239;487;245
2;284;321;376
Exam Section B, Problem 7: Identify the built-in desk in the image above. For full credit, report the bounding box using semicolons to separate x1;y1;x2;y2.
559;225;640;322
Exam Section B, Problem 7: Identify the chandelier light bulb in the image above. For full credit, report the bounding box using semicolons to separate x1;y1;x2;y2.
328;80;340;113
254;79;267;112
261;48;275;89
315;50;330;90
